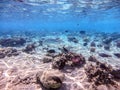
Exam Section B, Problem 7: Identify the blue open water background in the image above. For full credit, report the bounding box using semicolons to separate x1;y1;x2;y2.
0;0;120;33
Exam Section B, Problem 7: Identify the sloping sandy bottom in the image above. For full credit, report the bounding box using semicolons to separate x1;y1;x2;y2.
0;31;120;90
0;52;120;90
0;53;89;90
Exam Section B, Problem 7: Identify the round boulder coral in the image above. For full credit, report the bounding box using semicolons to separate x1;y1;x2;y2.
39;69;64;90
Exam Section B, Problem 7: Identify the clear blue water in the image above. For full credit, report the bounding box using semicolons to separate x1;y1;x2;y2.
1;1;120;90
0;0;120;32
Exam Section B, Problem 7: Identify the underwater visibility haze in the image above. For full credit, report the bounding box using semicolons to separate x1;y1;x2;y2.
0;0;120;32
0;0;120;90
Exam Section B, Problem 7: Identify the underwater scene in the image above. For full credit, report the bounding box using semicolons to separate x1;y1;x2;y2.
0;0;120;90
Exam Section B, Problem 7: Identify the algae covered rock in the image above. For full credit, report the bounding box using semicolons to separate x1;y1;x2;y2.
39;69;65;90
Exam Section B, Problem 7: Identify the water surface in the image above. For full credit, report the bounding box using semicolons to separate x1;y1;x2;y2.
0;0;120;32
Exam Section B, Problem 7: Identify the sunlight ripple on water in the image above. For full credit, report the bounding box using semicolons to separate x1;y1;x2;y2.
0;0;120;31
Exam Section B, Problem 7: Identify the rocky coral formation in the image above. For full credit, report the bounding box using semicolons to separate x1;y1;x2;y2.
0;50;5;58
111;69;120;79
104;45;110;50
83;42;88;46
67;36;78;43
52;56;66;69
0;31;120;90
37;69;65;90
99;53;111;57
0;47;19;58
79;30;86;34
47;49;56;53
58;47;69;53
90;41;96;47
83;37;90;43
0;38;26;47
85;63;114;85
52;52;86;69
22;44;36;54
88;56;97;62
85;58;120;90
114;53;120;58
90;47;96;52
103;37;113;45
116;40;120;48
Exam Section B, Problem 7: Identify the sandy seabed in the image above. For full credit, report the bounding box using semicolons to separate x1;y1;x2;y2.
0;31;120;90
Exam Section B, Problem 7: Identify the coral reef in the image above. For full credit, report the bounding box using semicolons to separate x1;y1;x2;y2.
52;56;66;69
99;53;111;57
114;53;120;58
22;44;35;54
47;49;56;53
116;40;120;48
83;42;88;46
52;52;86;69
111;69;120;79
88;56;97;62
0;47;19;58
67;36;78;43
0;31;120;90
104;45;110;50
90;47;96;52
79;30;86;34
85;58;120;90
90;41;96;47
85;63;114;85
59;47;69;53
83;37;90;43
103;37;113;45
0;38;26;47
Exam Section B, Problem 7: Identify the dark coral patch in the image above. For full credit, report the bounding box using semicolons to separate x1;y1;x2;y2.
99;53;111;57
0;38;26;47
52;52;86;70
114;53;120;58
